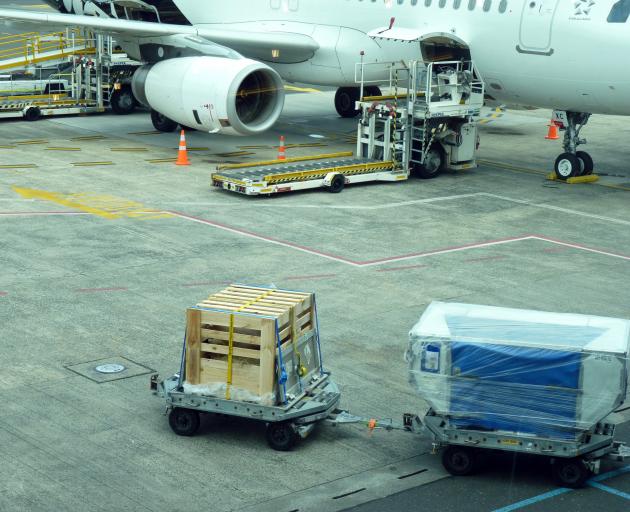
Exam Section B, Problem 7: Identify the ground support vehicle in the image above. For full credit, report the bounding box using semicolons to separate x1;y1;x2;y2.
212;59;484;196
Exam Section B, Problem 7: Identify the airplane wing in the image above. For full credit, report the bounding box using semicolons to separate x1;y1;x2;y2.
0;8;319;61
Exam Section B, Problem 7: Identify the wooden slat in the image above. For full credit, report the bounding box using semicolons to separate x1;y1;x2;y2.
200;343;260;360
200;328;261;346
259;318;276;399
200;361;260;390
199;309;266;329
199;299;286;313
185;309;201;384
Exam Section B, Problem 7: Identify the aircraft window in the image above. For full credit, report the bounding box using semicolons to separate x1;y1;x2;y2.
454;0;462;8
411;0;418;6
483;0;491;11
425;0;432;6
608;0;630;22
498;0;507;13
439;0;447;6
468;0;476;10
398;0;404;5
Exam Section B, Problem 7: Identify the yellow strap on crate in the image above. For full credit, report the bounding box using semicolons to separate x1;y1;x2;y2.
226;313;235;400
224;289;274;399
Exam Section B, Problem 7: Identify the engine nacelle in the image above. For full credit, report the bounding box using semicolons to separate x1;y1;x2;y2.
132;56;285;135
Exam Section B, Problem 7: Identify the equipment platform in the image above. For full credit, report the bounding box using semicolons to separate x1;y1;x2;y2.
212;156;402;195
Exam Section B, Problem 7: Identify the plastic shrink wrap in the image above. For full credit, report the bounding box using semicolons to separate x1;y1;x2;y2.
406;303;630;440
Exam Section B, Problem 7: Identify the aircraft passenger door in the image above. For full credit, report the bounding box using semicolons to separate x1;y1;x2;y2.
518;0;560;55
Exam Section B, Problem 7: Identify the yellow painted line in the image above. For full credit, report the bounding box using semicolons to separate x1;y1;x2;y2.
16;140;48;145
217;151;354;170
284;85;322;94
214;151;256;157
146;158;177;164
238;145;272;150
71;161;114;167
70;135;107;141
0;145;16;149
110;148;149;152
0;164;37;169
186;147;210;151
45;147;82;151
128;130;163;136
12;187;173;220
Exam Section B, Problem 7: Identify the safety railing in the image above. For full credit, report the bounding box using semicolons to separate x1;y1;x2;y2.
412;60;484;110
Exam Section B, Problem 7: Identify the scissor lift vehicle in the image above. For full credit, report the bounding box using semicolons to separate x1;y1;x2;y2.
212;59;484;196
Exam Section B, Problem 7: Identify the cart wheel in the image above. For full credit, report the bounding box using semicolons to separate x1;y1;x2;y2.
168;408;200;437
24;107;41;122
441;446;477;476
328;174;345;193
266;422;297;451
552;458;591;488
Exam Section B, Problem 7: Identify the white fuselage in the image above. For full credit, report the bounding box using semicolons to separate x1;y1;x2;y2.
171;0;630;116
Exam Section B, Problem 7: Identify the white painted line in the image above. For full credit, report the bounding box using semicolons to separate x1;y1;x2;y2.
533;236;630;262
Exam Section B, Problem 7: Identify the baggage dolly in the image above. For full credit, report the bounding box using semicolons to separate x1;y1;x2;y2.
151;371;344;451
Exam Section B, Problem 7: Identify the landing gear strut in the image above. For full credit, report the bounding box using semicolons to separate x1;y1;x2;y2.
553;111;593;180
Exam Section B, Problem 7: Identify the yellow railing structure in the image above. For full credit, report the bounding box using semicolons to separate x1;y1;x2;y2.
0;29;95;71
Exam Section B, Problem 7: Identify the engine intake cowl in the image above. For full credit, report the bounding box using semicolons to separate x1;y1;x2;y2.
132;56;285;135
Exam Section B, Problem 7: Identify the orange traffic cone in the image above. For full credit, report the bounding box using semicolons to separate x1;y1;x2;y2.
176;130;190;166
278;135;286;161
545;121;560;140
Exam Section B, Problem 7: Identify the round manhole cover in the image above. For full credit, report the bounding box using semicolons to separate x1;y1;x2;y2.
95;363;126;374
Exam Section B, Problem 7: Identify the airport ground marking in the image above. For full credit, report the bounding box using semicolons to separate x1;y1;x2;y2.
492;465;630;511
11;188;172;220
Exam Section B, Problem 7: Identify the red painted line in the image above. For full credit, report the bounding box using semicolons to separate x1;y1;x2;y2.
533;235;630;261
0;291;7;297
76;287;128;293
168;211;361;266
359;235;535;267
182;280;231;288
376;264;430;273
542;247;569;254
284;274;337;281
464;255;507;263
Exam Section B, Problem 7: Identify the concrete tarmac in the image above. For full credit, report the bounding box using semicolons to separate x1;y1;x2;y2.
0;3;629;511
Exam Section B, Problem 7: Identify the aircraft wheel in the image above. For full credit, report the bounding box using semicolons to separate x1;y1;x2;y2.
334;87;360;118
364;86;382;98
554;153;580;180
151;109;178;132
576;151;594;176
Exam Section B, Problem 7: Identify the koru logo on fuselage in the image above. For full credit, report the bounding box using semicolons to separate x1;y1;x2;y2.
572;0;595;20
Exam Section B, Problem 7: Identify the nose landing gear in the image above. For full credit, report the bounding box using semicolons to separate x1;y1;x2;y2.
552;111;594;180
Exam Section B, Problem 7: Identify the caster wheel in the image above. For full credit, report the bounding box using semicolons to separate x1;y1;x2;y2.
576;151;594;176
554;153;581;180
552;458;591;488
441;445;478;476
266;422;297;451
168;408;200;436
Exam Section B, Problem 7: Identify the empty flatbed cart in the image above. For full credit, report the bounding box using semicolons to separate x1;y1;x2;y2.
212;59;484;196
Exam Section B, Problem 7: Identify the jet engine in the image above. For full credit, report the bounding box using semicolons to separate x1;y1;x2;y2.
131;56;285;135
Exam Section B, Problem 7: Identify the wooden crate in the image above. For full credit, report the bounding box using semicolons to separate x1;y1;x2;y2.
185;284;315;405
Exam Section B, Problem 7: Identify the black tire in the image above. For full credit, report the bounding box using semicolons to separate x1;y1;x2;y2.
266;422;297;451
413;144;445;179
441;445;478;476
576;151;594;176
168;408;200;437
328;174;345;193
364;86;382;98
151;109;178;132
24;107;41;122
552;458;591;488
334;87;360;118
554;153;580;180
110;87;136;115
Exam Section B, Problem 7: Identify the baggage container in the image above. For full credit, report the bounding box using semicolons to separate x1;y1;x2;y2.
406;302;630;440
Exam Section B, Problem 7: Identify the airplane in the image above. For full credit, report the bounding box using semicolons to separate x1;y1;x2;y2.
1;0;629;181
